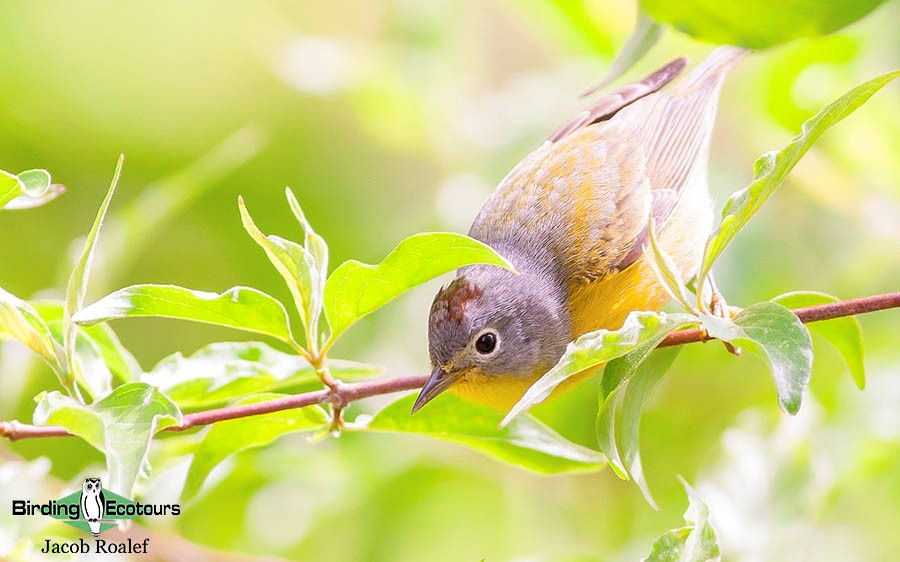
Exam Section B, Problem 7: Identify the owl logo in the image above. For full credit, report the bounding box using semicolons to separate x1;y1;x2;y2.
80;477;105;537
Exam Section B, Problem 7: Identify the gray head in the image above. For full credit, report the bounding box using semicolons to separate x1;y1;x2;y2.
412;265;571;413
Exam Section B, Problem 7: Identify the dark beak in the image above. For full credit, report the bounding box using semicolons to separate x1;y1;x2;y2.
411;366;456;414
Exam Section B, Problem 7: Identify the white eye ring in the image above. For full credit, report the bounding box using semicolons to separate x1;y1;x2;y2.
473;329;499;355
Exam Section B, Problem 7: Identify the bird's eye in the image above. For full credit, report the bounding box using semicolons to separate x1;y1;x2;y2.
475;331;497;354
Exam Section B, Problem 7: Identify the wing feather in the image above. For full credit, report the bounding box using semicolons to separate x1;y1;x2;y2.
549;57;687;143
470;47;746;284
616;46;747;231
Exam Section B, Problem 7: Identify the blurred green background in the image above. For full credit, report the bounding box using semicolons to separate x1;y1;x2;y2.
1;1;899;560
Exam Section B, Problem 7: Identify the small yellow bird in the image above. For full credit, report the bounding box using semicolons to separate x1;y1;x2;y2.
413;47;746;414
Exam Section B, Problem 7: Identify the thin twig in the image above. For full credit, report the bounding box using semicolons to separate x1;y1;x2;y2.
3;291;898;442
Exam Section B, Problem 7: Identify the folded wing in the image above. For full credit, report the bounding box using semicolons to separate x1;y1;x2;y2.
470;47;746;283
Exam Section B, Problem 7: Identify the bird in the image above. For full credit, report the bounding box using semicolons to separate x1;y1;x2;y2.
413;47;746;414
80;477;106;537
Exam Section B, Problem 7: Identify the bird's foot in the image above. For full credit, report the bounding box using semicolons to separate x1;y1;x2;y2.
700;275;741;356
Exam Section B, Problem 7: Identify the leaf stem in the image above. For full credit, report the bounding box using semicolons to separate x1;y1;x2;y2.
286;339;314;363
62;375;85;404
310;352;344;430
3;291;898;442
317;334;336;359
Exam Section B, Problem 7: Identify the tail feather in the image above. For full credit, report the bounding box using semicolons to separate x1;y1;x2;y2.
675;46;749;94
549;57;688;143
619;46;748;227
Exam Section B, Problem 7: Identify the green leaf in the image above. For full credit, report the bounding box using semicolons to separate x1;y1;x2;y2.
581;11;663;97
33;392;104;450
16;169;52;197
65;155;124;399
1;299;139;395
0;287;66;378
238;194;327;347
1;183;65;210
699;69;900;285
640;0;886;48
323;232;515;342
503;312;697;425
0;169;59;210
81;323;140;384
73;284;297;347
42;312;113;400
595;316;693;483
509;0;613;52
367;393;606;475
617;347;681;509
142;341;378;409
597;347;682;489
30;300;140;384
0;170;50;205
0;170;21;208
286;188;328;338
772;291;864;389
182;393;327;501
642;477;720;562
702;302;812;414
595;389;626;480
35;311;123;398
644;217;697;314
33;382;182;496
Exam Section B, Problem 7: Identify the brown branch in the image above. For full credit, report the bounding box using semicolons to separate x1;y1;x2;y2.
3;291;899;442
173;375;427;431
658;291;900;347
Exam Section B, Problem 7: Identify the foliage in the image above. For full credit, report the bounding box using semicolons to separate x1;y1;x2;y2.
75;284;299;348
640;0;886;48
598;347;682;508
33;383;181;496
366;393;606;474
0;168;62;210
64;155;123;401
141;342;377;410
0;288;67;379
239;190;327;348
698;69;900;288
581;11;663;94
5;183;534;502
771;291;865;389
642;478;721;561
703;302;812;414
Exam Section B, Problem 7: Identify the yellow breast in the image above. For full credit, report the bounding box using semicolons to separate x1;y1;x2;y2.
569;182;712;335
451;366;602;412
